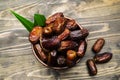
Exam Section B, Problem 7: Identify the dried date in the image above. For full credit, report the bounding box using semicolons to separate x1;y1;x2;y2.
34;44;47;62
92;38;105;53
77;41;87;58
70;28;89;41
86;59;97;76
67;50;77;61
52;17;67;34
29;26;42;44
66;19;79;30
58;28;70;41
42;37;60;50
43;23;54;36
94;52;112;64
46;12;64;24
58;41;78;51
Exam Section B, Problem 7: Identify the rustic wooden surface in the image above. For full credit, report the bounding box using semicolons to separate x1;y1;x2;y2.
0;0;120;80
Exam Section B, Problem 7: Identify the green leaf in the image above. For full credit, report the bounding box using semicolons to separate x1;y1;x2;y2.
10;10;34;32
34;14;46;27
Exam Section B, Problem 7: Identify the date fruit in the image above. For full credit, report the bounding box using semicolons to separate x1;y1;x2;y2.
29;26;42;44
92;38;105;53
34;44;47;62
94;52;112;64
58;28;70;41
43;23;54;36
77;41;87;58
58;41;78;51
70;28;89;41
52;17;66;34
86;59;97;76
42;37;60;50
67;50;77;61
46;12;64;24
66;19;79;30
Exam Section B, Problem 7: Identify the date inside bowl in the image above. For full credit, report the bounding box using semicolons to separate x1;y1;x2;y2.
29;12;89;70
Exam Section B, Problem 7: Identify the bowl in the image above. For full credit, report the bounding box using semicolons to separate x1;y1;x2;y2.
31;17;88;70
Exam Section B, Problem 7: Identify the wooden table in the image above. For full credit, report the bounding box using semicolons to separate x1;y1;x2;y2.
0;0;120;80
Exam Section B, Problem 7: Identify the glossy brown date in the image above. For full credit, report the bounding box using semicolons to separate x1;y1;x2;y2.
70;28;89;41
52;17;67;34
77;41;87;58
86;59;97;76
46;12;64;24
94;52;112;64
66;50;77;67
58;41;78;51
42;37;60;50
92;38;105;53
29;26;42;44
43;23;54;36
67;50;77;61
58;28;70;41
66;19;79;30
34;44;47;62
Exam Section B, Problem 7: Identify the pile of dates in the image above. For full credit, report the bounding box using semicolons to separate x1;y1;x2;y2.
29;12;113;76
29;12;89;69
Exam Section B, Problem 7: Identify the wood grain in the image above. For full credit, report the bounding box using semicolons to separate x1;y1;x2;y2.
0;0;120;80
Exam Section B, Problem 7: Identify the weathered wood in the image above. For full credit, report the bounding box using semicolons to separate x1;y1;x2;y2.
0;0;120;80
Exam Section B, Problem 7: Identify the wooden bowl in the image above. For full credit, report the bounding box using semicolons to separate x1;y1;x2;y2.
31;19;88;70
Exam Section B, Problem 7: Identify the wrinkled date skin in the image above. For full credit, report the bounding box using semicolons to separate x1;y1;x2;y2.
42;37;60;50
77;41;87;58
58;28;70;41
86;59;97;76
29;26;42;44
52;17;67;34
58;41;78;51
92;38;105;53
46;12;64;24
34;44;47;62
70;28;89;41
94;52;112;64
66;19;79;30
66;50;77;67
